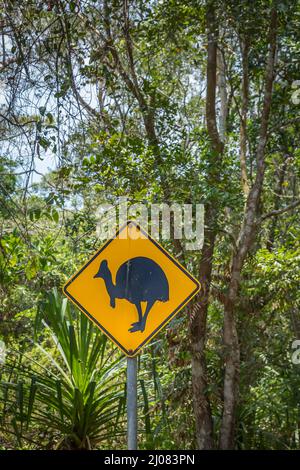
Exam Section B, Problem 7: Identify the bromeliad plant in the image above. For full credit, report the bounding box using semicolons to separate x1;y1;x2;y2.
0;289;126;449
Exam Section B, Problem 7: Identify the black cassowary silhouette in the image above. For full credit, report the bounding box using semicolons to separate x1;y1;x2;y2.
94;257;169;332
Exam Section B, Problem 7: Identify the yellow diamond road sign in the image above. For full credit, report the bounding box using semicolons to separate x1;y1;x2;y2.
63;221;200;356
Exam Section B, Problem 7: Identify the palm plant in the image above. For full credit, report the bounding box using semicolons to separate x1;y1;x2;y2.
0;289;126;449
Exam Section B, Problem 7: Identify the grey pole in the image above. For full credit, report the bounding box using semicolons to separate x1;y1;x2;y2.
127;356;138;450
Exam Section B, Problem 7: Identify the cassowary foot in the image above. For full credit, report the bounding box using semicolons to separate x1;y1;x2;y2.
129;321;144;333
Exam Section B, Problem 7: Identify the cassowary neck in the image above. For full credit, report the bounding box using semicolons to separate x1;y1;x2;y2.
102;269;121;308
102;269;115;295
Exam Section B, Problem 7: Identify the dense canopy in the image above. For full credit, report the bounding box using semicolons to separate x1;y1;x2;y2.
0;0;300;450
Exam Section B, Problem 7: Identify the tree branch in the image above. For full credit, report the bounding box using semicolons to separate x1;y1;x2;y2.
260;199;300;222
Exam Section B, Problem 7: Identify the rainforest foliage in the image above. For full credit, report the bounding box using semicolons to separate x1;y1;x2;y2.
0;0;300;450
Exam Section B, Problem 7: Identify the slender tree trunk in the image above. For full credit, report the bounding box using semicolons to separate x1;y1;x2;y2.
217;46;228;143
219;8;278;449
190;0;224;449
190;206;215;449
239;38;250;197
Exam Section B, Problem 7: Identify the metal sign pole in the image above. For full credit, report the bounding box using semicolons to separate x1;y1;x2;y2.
127;356;137;450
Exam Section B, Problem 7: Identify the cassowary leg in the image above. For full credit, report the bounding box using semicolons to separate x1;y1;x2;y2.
140;300;155;332
129;302;143;333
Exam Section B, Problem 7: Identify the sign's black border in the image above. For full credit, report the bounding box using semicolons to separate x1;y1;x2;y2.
63;220;200;356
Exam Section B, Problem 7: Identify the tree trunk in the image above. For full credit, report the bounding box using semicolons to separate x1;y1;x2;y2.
219;8;278;449
190;205;215;449
190;0;224;449
239;38;250;197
